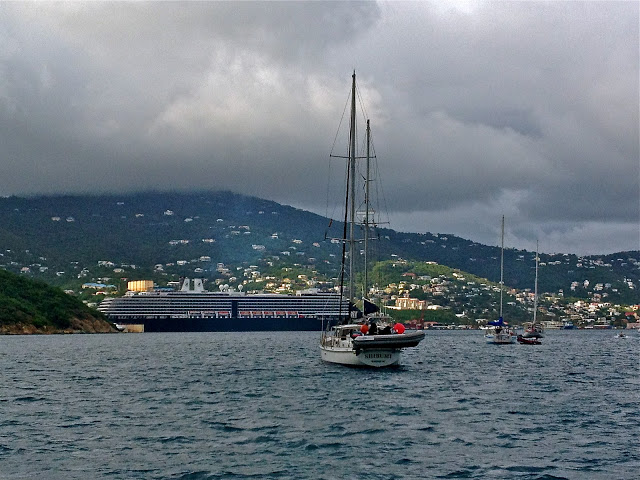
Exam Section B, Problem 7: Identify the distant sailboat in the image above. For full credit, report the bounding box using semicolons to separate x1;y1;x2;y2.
520;240;544;343
319;72;425;367
485;215;516;344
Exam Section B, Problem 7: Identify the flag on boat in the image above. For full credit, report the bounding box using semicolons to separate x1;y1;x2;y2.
363;299;380;315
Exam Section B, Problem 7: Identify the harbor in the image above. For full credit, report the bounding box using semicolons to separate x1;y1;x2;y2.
1;329;637;479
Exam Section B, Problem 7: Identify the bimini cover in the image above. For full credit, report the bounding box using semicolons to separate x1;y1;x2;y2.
488;316;506;326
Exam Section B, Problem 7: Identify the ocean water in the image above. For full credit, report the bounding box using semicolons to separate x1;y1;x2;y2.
1;330;638;480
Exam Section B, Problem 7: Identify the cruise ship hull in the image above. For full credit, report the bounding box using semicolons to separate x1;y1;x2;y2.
98;287;349;332
112;316;329;332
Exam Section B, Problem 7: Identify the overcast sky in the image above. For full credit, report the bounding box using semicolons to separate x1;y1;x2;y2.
1;1;638;255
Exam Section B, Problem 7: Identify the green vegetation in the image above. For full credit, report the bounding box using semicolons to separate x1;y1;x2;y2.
0;268;110;332
390;308;459;324
364;259;535;325
369;259;484;286
0;191;637;307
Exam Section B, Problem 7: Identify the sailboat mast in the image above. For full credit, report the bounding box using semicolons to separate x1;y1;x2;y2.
533;240;539;324
364;118;370;300
348;71;357;302
500;215;504;319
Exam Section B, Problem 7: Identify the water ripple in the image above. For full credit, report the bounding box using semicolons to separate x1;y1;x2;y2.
0;330;637;479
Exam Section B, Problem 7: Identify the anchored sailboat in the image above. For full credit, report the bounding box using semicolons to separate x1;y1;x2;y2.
319;72;425;367
520;240;544;343
485;216;516;344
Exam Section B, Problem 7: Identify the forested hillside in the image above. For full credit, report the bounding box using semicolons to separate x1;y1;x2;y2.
0;191;637;304
0;268;115;334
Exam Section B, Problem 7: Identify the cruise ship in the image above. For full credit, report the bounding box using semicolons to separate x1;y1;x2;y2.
98;278;351;332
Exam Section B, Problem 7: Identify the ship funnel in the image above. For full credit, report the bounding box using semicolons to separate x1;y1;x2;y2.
193;279;205;292
180;278;191;291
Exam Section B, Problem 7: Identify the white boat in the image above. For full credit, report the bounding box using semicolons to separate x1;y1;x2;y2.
485;329;517;344
321;322;425;367
320;72;425;367
521;241;544;340
485;216;516;344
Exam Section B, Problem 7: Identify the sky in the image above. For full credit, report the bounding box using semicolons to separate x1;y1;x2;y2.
0;1;638;256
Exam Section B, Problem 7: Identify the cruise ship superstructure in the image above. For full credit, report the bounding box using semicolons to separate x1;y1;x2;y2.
98;278;349;332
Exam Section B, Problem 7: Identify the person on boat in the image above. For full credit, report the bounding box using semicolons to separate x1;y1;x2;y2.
379;325;392;335
368;321;378;335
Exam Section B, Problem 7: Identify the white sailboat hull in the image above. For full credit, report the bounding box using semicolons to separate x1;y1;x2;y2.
485;332;517;344
320;345;401;367
320;329;424;367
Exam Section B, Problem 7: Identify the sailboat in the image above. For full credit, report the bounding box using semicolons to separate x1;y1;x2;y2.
319;72;425;367
485;216;517;344
519;240;544;343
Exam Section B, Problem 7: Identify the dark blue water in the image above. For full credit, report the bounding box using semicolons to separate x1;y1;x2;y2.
1;330;638;479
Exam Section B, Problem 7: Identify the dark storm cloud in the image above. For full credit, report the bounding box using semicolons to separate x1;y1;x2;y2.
0;1;637;255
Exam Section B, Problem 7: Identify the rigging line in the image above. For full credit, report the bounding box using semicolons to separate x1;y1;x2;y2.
338;157;351;322
372;153;391;227
324;153;332;223
361;118;391;229
357;118;389;229
324;154;341;226
326;89;352;226
329;88;352;157
355;80;371;133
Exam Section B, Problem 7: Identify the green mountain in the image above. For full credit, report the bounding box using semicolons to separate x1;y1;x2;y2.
0;268;116;334
0;191;637;304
